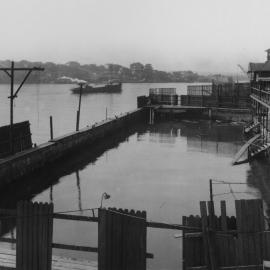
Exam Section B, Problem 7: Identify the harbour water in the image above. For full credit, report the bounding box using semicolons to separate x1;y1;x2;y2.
0;83;267;270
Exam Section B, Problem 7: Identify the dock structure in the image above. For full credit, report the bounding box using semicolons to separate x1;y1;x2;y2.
243;49;270;160
138;83;252;123
0;108;147;188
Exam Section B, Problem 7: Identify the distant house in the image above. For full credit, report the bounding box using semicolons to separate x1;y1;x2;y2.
130;62;144;76
248;49;270;89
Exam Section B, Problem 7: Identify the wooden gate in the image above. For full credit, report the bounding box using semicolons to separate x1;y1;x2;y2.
183;199;266;270
98;208;147;270
16;201;54;270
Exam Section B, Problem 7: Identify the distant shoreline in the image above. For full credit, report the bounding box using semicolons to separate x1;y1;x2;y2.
0;81;213;85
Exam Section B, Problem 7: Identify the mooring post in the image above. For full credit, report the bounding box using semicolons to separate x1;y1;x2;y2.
106;107;108;120
209;179;213;202
49;115;53;140
76;110;80;131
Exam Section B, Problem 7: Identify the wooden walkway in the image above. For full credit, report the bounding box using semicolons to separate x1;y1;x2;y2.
0;248;97;270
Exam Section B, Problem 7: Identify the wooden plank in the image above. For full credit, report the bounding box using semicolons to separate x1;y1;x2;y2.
38;203;44;270
106;209;112;270
146;221;200;231
98;208;106;270
195;216;203;266
185;216;193;267
122;209;129;270
235;200;244;266
220;201;227;231
52;243;98;252
219;201;227;266
26;202;33;270
16;202;22;270
47;203;54;270
126;209;134;270
141;211;147;268
191;215;200;266
22;202;28;270
246;200;254;265
32;202;38;270
53;213;98;222
110;208;117;270
254;200;263;262
44;204;50;270
232;134;260;165
199;202;210;270
207;201;218;270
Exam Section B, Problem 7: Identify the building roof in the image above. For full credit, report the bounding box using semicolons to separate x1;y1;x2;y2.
249;61;270;72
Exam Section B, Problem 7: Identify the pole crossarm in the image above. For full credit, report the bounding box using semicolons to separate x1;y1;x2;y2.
0;61;44;155
0;67;44;71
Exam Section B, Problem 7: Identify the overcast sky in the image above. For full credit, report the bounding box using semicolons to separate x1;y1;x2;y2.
1;0;270;73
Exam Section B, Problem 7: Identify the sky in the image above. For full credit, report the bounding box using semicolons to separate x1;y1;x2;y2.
1;0;270;73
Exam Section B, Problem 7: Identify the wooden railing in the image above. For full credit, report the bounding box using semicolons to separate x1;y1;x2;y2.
251;86;270;106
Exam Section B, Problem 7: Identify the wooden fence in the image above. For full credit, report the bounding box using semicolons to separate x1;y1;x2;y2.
98;208;147;270
183;199;268;270
16;201;53;270
0;202;156;270
0;121;32;158
3;199;269;270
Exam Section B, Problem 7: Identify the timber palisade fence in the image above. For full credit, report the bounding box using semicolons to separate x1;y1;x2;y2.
142;83;251;108
183;199;270;270
0;201;198;270
0;199;269;270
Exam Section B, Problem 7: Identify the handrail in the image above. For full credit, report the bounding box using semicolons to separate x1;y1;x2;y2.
251;86;270;95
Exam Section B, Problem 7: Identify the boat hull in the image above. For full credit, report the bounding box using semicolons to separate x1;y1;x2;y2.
71;83;122;94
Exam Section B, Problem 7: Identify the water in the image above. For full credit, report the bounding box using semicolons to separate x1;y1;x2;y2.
0;83;267;270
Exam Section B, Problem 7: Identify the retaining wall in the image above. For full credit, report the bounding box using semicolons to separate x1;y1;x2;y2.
0;108;146;188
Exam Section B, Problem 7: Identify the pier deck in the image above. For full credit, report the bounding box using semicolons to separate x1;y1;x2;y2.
148;104;252;122
0;248;97;270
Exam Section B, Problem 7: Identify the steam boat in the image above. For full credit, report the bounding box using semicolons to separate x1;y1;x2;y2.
71;81;122;94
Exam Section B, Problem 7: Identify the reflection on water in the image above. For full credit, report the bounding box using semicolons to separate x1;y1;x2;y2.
0;120;262;270
145;121;244;157
247;160;270;217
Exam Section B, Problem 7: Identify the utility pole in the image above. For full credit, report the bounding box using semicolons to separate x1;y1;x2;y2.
76;83;83;131
0;61;44;154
